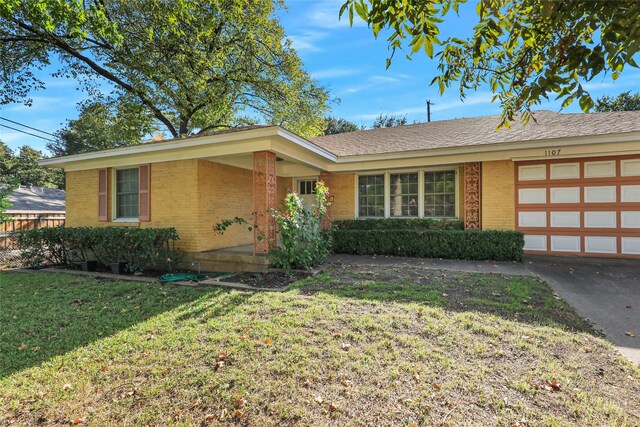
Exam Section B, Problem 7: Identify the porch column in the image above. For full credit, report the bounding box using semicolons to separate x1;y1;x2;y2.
253;151;277;254
463;162;482;230
319;171;331;230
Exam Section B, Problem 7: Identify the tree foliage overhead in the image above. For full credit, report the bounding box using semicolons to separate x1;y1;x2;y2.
341;0;640;126
1;0;329;138
595;91;640;112
48;101;158;157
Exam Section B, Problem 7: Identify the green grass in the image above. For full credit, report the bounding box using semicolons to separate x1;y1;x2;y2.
1;269;639;426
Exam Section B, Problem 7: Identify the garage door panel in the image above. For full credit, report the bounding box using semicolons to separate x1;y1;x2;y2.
550;187;580;203
516;155;640;259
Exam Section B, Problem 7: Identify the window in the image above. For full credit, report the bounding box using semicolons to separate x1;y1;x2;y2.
424;170;456;217
116;168;139;218
298;179;317;195
358;175;385;217
390;173;419;217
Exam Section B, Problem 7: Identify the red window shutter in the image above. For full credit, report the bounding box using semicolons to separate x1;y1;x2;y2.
139;164;151;222
98;168;108;221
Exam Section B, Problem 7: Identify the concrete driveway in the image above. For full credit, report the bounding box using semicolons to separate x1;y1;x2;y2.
525;256;640;364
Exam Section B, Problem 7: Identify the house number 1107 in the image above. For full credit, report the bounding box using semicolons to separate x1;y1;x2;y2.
545;149;561;156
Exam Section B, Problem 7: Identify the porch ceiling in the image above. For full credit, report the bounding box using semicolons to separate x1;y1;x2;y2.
207;153;322;177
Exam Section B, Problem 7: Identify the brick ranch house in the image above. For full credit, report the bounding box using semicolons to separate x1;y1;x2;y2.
40;110;640;269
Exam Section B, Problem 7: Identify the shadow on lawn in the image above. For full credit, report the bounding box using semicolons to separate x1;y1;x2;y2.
294;268;597;335
0;272;243;379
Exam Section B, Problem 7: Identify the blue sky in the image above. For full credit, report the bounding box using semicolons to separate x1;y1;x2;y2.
2;0;640;154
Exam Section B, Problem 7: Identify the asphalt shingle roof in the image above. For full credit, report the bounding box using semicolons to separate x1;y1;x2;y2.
6;185;65;212
310;110;640;157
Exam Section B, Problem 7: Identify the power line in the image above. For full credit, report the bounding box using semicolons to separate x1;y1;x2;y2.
0;116;57;137
0;123;57;143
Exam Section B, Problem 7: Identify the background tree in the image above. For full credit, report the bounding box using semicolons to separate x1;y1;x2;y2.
48;101;158;157
1;0;329;138
323;117;362;135
0;143;64;189
595;91;640;112
341;0;640;125
372;113;408;128
0;140;18;224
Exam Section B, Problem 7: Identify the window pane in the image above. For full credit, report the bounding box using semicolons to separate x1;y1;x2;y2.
116;168;139;218
358;175;385;218
390;173;418;217
424;169;456;218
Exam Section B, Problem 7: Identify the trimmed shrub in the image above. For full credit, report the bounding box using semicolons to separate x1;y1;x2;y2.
333;218;464;231
15;226;180;272
332;229;524;261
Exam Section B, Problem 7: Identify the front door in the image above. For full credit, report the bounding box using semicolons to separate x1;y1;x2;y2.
296;178;318;210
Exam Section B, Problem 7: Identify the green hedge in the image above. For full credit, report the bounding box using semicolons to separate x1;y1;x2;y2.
333;229;524;261
15;227;180;272
333;218;464;231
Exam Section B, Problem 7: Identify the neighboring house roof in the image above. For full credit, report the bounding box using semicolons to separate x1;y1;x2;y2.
6;185;66;212
310;110;640;157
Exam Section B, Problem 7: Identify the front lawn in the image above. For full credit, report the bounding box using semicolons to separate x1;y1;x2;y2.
1;269;639;426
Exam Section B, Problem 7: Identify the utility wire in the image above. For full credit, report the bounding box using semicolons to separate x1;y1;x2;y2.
0;123;57;143
0;116;57;137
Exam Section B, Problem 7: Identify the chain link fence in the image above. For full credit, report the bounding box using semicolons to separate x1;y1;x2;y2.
1;212;65;270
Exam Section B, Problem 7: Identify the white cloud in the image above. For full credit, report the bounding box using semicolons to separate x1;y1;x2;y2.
307;1;367;29
311;67;361;79
286;31;329;51
5;96;75;113
353;92;495;121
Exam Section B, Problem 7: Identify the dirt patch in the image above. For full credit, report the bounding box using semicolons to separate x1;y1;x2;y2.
230;271;311;289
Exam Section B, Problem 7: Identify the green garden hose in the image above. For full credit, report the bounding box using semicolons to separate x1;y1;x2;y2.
159;273;209;283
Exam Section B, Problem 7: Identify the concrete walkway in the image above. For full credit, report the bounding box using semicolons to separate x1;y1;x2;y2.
327;254;640;365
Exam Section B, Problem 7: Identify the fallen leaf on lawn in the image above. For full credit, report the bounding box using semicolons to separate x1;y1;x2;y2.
417;307;424;313
240;335;250;341
332;332;342;338
72;417;84;424
625;331;635;337
341;379;353;387
582;346;592;353
548;380;561;391
328;401;338;412
412;373;420;381
217;351;229;360
341;390;352;398
242;327;251;334
215;360;225;371
233;409;245;420
341;343;351;351
315;395;324;404
18;343;27;351
264;338;274;345
442;293;449;297
432;383;441;391
31;346;40;352
204;413;216;422
235;397;247;408
63;383;72;391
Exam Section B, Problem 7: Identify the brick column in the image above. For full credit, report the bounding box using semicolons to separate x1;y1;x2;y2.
253;151;277;254
463;162;482;230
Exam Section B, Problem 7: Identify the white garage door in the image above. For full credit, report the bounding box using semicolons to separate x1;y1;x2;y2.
515;155;640;258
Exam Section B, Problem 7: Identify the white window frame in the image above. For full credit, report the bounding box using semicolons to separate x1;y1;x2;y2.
355;166;460;219
354;173;387;219
111;166;140;222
